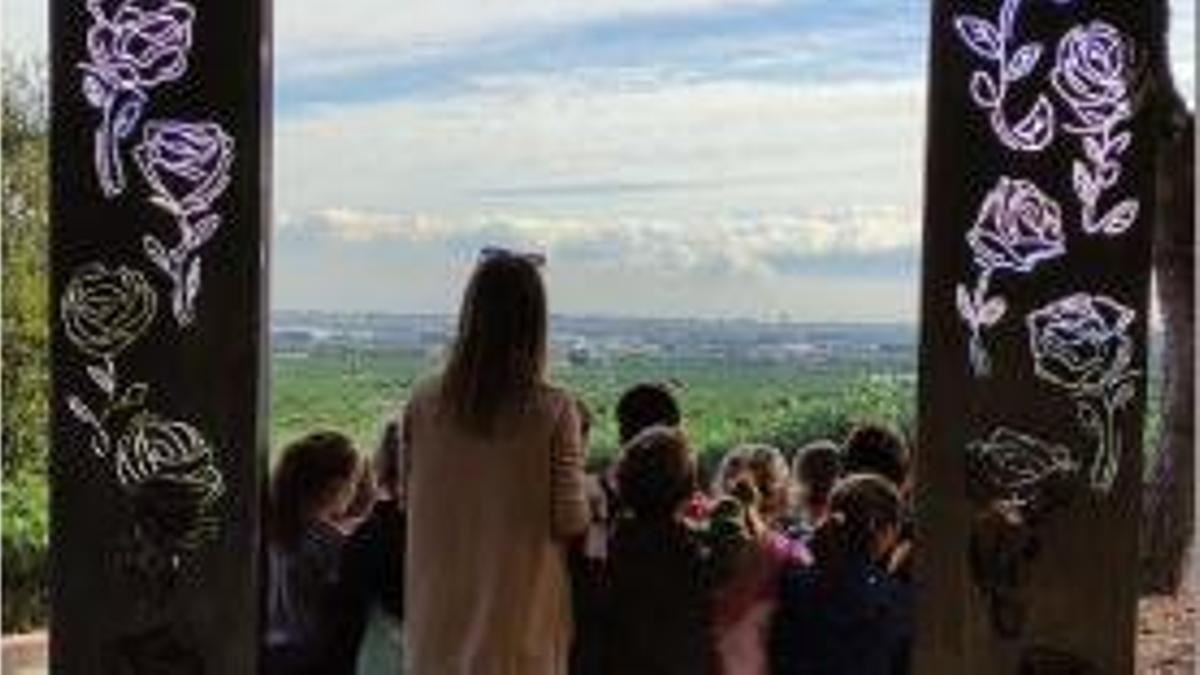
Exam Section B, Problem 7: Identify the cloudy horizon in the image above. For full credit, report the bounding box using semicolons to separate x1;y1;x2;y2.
3;0;1195;321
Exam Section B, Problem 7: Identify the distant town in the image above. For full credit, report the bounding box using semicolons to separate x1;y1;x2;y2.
272;311;919;368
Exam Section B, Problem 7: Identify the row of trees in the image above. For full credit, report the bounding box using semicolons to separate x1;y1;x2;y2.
3;59;50;630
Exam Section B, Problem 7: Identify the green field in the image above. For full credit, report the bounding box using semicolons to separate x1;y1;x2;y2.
270;346;918;470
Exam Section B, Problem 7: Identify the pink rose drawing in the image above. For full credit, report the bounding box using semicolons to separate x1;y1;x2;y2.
966;177;1065;274
958;177;1064;376
1052;21;1141;237
134;120;235;326
79;0;196;196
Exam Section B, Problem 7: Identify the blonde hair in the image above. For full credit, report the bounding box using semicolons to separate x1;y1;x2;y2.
712;443;794;525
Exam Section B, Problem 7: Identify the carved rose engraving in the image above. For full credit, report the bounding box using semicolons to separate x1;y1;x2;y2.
80;0;195;196
957;177;1065;376
1028;294;1139;491
134;120;235;326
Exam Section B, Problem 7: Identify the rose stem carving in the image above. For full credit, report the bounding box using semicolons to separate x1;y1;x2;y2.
134;120;235;326
1027;294;1140;491
954;0;1056;152
79;0;195;197
62;263;157;456
958;177;1065;376
1052;21;1141;236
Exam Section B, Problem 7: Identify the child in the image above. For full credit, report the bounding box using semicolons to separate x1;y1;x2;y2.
263;431;363;675
792;439;842;534
842;424;908;489
710;444;810;675
334;420;406;675
770;474;913;675
603;382;685;524
607;425;717;675
616;382;682;444
842;423;915;580
570;397;611;675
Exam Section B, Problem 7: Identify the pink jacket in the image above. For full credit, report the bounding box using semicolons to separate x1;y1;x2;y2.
712;531;811;675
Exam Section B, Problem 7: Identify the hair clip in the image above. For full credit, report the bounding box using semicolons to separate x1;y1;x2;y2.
478;246;546;268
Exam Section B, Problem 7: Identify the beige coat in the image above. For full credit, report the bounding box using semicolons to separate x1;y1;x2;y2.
400;378;589;675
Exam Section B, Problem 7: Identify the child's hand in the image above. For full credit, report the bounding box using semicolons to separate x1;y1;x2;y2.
727;476;766;536
681;491;712;525
584;475;608;521
887;539;913;577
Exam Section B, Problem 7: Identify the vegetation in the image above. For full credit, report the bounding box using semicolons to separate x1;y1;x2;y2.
2;59;51;632
272;346;917;476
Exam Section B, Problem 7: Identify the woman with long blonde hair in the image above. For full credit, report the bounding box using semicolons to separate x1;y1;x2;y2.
400;249;589;675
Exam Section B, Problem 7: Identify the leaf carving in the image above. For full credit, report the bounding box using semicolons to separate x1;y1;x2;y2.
969;72;999;107
1005;43;1043;82
67;395;98;427
978;297;1008;327
144;235;171;273
957;284;976;323
87;364;115;394
1009;97;1054;150
955;16;1002;60
120;382;150;409
1095;199;1139;236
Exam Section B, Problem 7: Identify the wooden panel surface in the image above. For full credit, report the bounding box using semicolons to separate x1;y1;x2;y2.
914;1;1156;673
49;0;271;672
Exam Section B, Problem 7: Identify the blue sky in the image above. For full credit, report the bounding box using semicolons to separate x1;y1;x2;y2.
4;0;1195;320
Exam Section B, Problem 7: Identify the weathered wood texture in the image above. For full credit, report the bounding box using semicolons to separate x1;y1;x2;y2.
914;1;1156;673
1139;0;1195;596
49;0;270;672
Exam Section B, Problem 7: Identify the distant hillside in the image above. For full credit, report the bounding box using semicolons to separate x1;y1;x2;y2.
271;310;918;366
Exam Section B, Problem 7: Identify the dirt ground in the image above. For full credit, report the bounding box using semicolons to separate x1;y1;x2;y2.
2;593;1195;673
1137;591;1197;674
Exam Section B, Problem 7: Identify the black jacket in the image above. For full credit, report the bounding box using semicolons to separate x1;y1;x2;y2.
328;499;405;674
770;555;913;675
606;518;717;675
263;522;347;675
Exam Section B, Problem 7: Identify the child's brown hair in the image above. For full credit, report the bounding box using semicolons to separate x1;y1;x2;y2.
809;473;902;591
616;425;696;520
616;383;681;444
793;439;842;514
842;424;908;487
269;430;360;549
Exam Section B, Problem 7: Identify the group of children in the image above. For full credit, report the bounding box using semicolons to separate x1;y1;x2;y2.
264;381;913;675
263;428;406;675
570;383;913;675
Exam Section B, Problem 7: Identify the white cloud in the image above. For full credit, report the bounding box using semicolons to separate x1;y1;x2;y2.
277;0;782;77
271;228;919;320
288;206;919;278
276;73;927;220
272;61;926;317
314;208;450;243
